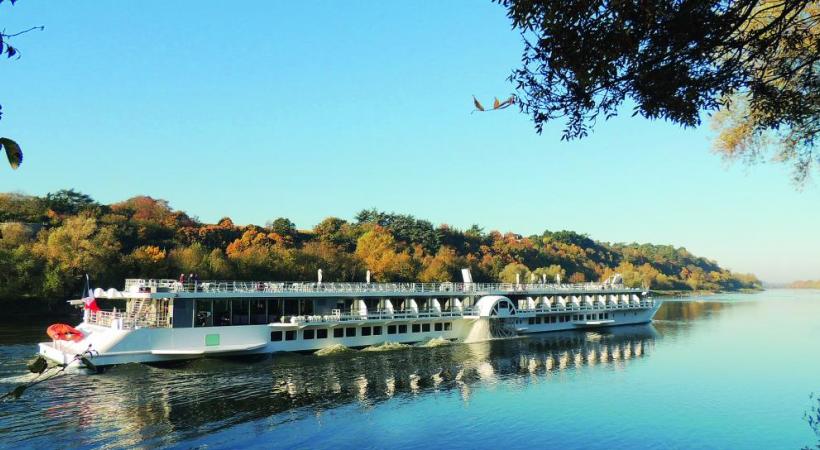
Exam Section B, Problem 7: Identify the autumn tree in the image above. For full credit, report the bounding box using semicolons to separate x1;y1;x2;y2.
497;0;820;183
267;217;297;244
0;193;48;222
356;209;440;253
499;262;531;284
34;215;121;295
44;189;97;216
313;217;358;251
126;245;169;279
354;227;415;281
568;272;587;283
0;223;42;298
293;241;362;281
419;246;464;282
532;264;565;283
169;243;210;277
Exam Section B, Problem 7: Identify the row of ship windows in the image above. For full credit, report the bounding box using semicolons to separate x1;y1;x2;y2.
527;312;612;325
271;322;453;342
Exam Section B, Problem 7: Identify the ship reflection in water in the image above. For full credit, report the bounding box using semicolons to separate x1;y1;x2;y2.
3;325;656;448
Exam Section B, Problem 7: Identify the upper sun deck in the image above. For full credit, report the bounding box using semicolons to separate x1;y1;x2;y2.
122;278;644;299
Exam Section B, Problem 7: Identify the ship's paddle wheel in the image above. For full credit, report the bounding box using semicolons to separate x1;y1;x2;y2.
489;318;517;339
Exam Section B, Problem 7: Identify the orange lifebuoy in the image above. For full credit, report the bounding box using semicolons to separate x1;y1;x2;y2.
47;323;84;342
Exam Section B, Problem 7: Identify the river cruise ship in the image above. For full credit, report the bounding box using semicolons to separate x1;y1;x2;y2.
38;274;660;369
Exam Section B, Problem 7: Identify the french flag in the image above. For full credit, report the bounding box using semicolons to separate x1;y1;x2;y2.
83;289;100;313
82;275;100;313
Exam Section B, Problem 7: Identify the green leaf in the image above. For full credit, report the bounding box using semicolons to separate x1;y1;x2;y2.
0;137;23;169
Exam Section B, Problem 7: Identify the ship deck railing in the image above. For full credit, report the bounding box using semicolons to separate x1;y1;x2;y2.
124;279;644;296
286;299;656;325
86;309;170;330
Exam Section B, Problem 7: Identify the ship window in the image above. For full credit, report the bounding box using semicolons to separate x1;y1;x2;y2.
285;330;296;341
271;331;283;341
361;326;372;336
412;324;420;333
422;323;430;332
195;300;213;327
283;299;299;316
528;318;535;325
299;299;314;316
214;299;231;326
434;323;443;331
373;326;382;335
231;299;250;325
398;324;408;333
317;329;328;339
267;298;283;324
303;329;315;339
251;299;267;325
388;325;397;334
334;328;344;338
444;322;451;331
345;327;356;337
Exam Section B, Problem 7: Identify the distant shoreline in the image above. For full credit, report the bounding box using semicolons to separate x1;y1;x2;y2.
787;280;820;289
650;287;764;298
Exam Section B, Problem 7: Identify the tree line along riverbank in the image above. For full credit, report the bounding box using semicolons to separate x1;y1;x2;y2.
0;190;761;305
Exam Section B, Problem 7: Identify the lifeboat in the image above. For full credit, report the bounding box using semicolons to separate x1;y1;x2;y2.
46;323;84;342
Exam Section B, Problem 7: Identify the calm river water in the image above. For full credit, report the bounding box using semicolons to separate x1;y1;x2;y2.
1;289;819;449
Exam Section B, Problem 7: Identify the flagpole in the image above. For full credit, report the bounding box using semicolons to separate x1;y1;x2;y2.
83;274;90;323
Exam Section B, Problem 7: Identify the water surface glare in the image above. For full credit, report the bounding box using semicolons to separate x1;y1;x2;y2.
1;290;818;449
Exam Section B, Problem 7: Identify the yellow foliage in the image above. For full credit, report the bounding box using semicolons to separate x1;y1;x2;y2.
355;227;415;281
132;245;166;263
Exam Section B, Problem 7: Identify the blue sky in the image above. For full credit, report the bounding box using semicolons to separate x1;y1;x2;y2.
1;1;818;283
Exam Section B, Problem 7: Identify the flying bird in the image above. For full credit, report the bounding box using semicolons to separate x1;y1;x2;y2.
472;95;515;113
1;137;23;170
